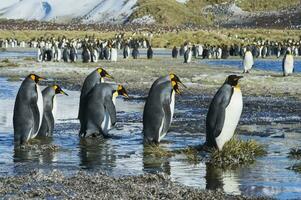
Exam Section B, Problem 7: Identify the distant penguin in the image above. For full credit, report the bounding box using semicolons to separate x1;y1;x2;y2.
143;74;185;144
103;46;110;60
147;46;153;59
92;48;98;63
123;44;130;59
82;47;90;63
37;85;68;137
184;48;192;63
13;74;45;145
243;48;254;73
82;84;128;137
62;47;69;62
206;75;243;150
70;46;77;62
110;48;118;62
132;47;139;59
179;45;184;56
172;46;178;58
37;47;43;62
78;68;113;136
282;50;294;76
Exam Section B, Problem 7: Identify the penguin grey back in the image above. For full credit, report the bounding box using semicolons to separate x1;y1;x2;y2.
143;81;173;143
83;83;116;137
13;78;39;145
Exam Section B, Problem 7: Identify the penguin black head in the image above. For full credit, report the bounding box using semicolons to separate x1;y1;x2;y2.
225;75;243;87
117;85;129;98
97;68;114;80
53;85;68;96
28;74;45;83
169;73;187;88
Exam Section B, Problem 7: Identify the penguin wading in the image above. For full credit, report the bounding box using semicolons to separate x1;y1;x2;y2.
13;74;44;145
143;74;185;143
82;83;128;137
206;75;243;150
78;68;113;136
37;85;68;137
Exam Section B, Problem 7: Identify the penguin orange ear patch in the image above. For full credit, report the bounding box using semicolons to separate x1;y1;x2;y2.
118;85;123;90
53;85;58;90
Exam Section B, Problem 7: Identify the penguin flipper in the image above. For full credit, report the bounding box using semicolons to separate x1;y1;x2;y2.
104;96;117;126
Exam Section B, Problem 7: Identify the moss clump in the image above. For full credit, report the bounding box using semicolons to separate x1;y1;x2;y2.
143;144;174;157
209;138;267;168
1;58;10;63
23;57;35;61
288;148;301;160
288;163;301;173
173;145;205;164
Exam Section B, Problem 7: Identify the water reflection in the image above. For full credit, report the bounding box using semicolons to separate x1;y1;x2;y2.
142;145;171;175
78;137;116;171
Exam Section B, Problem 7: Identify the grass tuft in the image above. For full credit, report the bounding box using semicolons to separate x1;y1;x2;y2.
209;138;267;168
143;144;175;157
288;148;301;160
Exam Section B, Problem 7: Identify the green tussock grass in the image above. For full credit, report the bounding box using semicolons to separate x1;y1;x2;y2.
236;0;300;12
173;146;203;164
23;57;35;61
288;148;301;160
1;58;10;63
209;138;267;168
130;0;211;26
1;59;19;67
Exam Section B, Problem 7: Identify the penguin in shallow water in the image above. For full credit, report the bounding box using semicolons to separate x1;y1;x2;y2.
172;46;178;58
78;68;113;136
206;75;243;150
13;74;45;145
143;74;185;144
282;50;294;76
37;85;68;137
82;84;129;137
147;46;153;59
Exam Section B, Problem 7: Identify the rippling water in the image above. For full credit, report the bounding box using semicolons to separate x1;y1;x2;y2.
200;59;301;72
0;77;301;199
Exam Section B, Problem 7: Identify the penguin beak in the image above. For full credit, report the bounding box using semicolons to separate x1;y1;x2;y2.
106;74;114;80
60;90;69;96
178;81;187;88
122;91;129;98
237;76;243;80
38;76;47;81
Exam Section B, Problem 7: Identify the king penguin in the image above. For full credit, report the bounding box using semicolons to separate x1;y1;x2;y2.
143;74;185;144
13;74;45;145
206;75;243;150
78;68;113;136
82;84;129;137
37;85;68;137
282;50;294;76
243;47;254;73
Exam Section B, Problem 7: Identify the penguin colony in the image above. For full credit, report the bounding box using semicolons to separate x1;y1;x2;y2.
13;67;244;153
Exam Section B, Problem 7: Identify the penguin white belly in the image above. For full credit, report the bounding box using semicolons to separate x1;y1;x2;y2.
170;91;175;123
284;55;294;75
158;119;165;142
216;88;242;150
101;111;111;134
52;95;57;122
32;84;44;138
243;52;253;71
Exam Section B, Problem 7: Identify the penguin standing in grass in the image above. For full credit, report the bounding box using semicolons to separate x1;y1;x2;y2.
143;74;185;144
206;75;243;150
13;74;45;145
147;46;153;59
78;68;113;136
282;50;294;76
37;85;68;137
82;84;128;137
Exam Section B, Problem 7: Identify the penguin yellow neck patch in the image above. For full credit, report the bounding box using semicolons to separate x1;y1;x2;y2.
97;68;102;73
30;74;35;81
234;84;241;90
113;91;118;98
